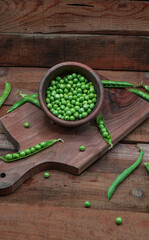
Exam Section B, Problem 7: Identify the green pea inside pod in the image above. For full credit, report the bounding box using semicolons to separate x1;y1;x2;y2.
19;151;26;157
40;141;47;148
12;153;20;159
35;144;42;150
6;154;13;160
25;149;31;155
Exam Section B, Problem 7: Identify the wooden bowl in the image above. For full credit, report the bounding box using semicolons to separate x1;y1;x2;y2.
38;62;104;127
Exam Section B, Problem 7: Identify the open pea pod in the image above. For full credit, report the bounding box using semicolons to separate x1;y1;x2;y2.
96;115;113;149
0;138;63;162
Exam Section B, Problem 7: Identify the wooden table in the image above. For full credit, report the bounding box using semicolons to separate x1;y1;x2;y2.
0;1;149;239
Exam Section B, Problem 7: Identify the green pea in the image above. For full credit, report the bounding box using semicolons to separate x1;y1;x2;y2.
115;217;122;225
74;112;79;118
102;132;108;138
79;96;84;102
78;114;82;119
92;98;97;103
12;153;20;159
64;88;69;93
66;110;72;116
35;144;41;150
76;82;81;88
30;147;36;153
44;172;50;178
65;115;70;121
50;96;54;102
53;110;58;116
72;73;77;78
87;108;91;114
56;76;61;81
24;122;30;128
79;76;85;82
85;95;89;101
79;108;84;114
46;98;50;103
47;103;52;109
70;108;75;114
90;103;95;109
71;99;76;105
83;104;89;111
70;116;75;121
54;94;60;100
51;80;56;85
60;79;64;84
84;201;90;208
82;112;88;118
19;151;26;157
77;88;82;93
73;78;78;84
6;154;13;160
80;145;86;151
25;149;31;155
67;75;73;80
69;95;73;101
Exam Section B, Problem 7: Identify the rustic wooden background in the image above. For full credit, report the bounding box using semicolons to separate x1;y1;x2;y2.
0;1;149;239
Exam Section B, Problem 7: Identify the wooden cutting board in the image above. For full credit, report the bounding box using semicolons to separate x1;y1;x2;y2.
0;84;149;195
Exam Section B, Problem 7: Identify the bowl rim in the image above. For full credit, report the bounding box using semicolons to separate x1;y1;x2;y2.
38;61;104;127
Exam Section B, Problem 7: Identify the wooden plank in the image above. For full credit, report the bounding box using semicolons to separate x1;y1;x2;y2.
0;0;149;35
0;143;148;213
0;91;149;195
0;205;148;240
0;34;149;70
0;67;149;142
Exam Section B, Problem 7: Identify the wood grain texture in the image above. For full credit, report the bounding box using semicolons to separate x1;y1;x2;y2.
0;86;149;195
0;34;149;70
0;204;149;240
0;143;149;213
0;0;149;35
0;67;149;140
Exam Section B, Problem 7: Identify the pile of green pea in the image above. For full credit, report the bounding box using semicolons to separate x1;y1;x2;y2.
45;73;97;121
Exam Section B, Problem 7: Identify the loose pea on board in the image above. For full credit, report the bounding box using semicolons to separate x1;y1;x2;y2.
45;73;97;121
79;145;86;151
96;115;113;149
24;122;30;128
0;139;64;162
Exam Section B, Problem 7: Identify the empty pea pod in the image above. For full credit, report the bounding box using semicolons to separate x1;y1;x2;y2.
96;115;113;149
7;93;38;113
128;88;149;102
0;81;11;108
20;93;41;108
101;80;134;88
0;138;63;162
107;146;143;201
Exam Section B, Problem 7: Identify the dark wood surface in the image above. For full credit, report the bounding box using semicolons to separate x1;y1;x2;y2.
0;1;149;239
0;80;149;195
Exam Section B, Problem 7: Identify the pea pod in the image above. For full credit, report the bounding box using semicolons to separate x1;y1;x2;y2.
0;81;11;108
144;85;149;92
107;146;143;201
128;88;149;102
101;80;134;88
20;93;41;108
7;93;38;113
144;163;149;173
96;115;113;149
0;138;63;162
